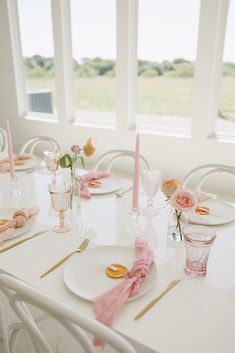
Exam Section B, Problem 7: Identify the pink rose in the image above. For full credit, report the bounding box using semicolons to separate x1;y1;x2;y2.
170;188;197;213
71;145;81;153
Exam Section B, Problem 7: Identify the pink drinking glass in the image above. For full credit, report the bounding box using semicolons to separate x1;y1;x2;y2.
141;169;162;217
49;184;71;233
183;225;217;278
44;151;61;185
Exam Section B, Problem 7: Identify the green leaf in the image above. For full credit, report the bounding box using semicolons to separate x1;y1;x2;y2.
59;154;73;169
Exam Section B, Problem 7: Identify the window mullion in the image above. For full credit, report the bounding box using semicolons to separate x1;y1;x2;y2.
51;0;74;123
191;0;229;140
116;0;138;130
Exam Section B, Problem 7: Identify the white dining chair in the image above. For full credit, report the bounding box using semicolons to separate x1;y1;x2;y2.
19;136;62;157
94;149;151;172
0;128;8;153
182;163;235;193
0;271;137;353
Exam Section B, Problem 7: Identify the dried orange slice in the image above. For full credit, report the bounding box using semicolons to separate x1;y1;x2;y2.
14;161;25;166
88;181;102;188
0;219;9;226
195;206;210;215
106;263;128;279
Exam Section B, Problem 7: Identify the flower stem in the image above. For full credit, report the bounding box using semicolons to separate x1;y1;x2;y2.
175;210;182;241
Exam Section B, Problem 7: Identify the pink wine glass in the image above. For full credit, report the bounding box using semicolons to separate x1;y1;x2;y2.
44;151;61;185
49;184;71;233
141;169;161;217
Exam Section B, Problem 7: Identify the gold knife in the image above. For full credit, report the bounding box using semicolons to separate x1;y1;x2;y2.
0;229;49;253
134;279;182;320
40;238;90;278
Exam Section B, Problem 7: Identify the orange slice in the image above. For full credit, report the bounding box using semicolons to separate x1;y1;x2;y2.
88;181;102;188
106;263;128;279
14;161;25;166
0;219;9;226
195;206;210;215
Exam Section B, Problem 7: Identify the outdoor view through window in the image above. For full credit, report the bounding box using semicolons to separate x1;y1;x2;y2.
137;0;200;133
17;0;56;116
70;0;116;125
217;0;235;136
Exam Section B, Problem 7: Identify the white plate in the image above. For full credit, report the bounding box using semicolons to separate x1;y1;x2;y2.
0;209;36;240
63;245;157;301
88;176;122;195
186;199;235;226
15;159;41;171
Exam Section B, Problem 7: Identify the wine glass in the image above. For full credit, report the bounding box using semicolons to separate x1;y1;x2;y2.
49;184;71;233
141;169;161;217
44;151;61;185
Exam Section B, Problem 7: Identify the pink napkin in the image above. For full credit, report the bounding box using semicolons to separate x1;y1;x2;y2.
0;153;35;173
93;238;155;347
79;171;111;200
197;191;217;202
0;207;39;244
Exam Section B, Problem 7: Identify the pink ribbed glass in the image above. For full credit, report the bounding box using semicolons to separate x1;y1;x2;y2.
141;169;161;216
49;184;71;233
44;151;61;185
183;225;216;278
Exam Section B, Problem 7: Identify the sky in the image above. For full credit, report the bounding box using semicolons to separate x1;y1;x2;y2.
17;0;235;63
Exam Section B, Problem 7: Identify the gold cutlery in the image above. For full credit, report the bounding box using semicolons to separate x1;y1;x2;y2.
0;229;49;253
40;238;90;278
115;186;133;197
134;279;182;320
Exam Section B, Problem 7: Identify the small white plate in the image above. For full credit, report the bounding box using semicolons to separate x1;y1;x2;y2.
15;159;41;171
0;209;36;240
63;245;157;301
186;199;235;226
88;176;122;195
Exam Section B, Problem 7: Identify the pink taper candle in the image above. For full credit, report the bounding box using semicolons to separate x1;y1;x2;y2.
132;133;140;209
6;119;16;181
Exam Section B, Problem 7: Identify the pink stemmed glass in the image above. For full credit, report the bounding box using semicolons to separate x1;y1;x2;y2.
44;151;61;185
49;184;71;233
141;169;161;217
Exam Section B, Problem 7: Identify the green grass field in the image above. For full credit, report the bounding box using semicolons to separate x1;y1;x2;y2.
26;76;235;120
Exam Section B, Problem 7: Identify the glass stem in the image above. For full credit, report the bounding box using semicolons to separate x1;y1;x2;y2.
147;196;154;207
59;211;65;228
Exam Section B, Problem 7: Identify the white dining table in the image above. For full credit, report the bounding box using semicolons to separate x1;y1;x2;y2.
0;169;235;353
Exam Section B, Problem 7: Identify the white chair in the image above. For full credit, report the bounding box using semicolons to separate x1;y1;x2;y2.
0;128;8;153
182;164;235;193
94;149;151;172
0;271;137;353
19;136;62;157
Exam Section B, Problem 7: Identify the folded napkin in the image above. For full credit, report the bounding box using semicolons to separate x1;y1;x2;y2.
197;191;217;202
79;171;111;200
0;153;36;173
0;207;39;244
93;238;155;347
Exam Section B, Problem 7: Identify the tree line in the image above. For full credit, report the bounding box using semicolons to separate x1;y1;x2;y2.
24;55;235;78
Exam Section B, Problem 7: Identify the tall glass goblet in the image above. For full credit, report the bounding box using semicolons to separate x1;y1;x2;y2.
141;169;161;217
49;184;71;233
44;151;61;185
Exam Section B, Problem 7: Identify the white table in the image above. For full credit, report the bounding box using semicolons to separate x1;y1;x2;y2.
0;170;235;353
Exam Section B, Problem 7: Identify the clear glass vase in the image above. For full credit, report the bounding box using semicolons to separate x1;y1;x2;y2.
167;207;182;242
70;172;81;211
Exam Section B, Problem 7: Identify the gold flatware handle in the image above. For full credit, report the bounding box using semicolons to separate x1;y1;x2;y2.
134;279;182;320
0;229;49;253
40;238;90;278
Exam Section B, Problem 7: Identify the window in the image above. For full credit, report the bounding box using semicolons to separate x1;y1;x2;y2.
17;0;56;117
70;0;116;126
217;0;235;136
136;0;200;134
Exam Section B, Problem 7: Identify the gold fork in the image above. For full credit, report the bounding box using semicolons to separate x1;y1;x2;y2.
40;238;90;278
